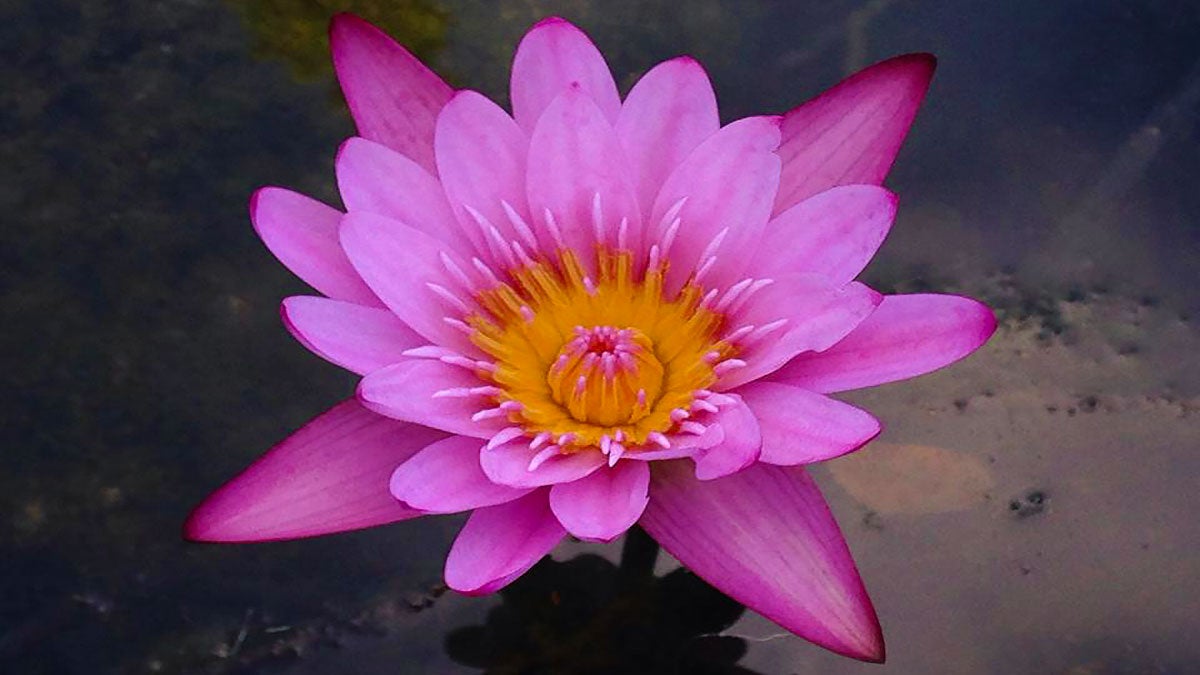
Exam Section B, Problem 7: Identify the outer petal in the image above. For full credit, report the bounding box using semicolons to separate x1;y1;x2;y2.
389;436;530;513
250;187;379;306
358;359;504;439
641;461;884;662
647;116;782;293
510;17;621;133
772;294;997;393
444;489;566;595
340;212;478;353
738;382;881;465
526;88;642;261
281;296;422;375
184;399;444;542
480;441;605;488
549;461;649;542
720;278;882;389
435;91;532;256
336;137;463;246
616;56;720;216
693;395;761;480
774;53;935;215
329;14;453;175
758;185;898;284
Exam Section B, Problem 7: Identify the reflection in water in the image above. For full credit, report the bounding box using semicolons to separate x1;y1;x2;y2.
446;528;759;675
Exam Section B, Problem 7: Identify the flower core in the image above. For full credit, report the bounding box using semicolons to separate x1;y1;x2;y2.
469;249;734;454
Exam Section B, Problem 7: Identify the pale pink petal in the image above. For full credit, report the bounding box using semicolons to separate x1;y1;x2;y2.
329;13;453;175
526;87;642;260
435;90;532;256
389;435;530;513
281;296;422;375
250;187;379;306
510;17;621;133
641;461;884;662
444;489;565;595
615;56;720;216
720;278;882;389
739;381;881;465
774;53;935;215
358;359;504;439
339;211;478;354
772;294;996;393
693;395;761;480
184;399;444;542
480;441;605;488
647;116;781;292
335;137;464;246
549;461;649;542
759;185;898;284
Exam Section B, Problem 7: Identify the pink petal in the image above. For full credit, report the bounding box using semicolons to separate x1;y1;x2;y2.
615;56;720;216
389;435;531;513
444;489;565;595
480;441;605;488
772;293;997;393
720;278;882;389
738;381;881;465
183;399;444;542
250;187;379;306
759;185;898;284
358;359;504;439
641;461;884;662
548;461;649;542
435;91;533;255
647;116;781;293
339;212;478;354
693;395;761;480
526;87;642;260
281;296;422;375
335;137;464;246
329;13;453;175
510;17;621;133
774;53;935;215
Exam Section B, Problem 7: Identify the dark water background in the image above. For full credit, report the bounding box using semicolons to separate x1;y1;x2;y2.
3;0;1198;673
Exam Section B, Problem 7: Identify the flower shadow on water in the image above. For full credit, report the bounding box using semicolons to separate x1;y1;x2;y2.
445;528;761;675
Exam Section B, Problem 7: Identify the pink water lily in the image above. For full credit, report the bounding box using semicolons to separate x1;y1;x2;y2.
185;14;996;663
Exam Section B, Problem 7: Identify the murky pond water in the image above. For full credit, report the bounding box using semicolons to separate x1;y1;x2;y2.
3;0;1198;673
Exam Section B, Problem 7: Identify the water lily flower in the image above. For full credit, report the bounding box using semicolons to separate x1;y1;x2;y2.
185;14;996;663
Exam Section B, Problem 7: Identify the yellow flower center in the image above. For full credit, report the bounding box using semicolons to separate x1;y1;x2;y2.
468;249;733;452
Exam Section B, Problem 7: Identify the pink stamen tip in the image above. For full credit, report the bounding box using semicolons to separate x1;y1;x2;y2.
529;431;553;450
713;358;748;375
614;429;626;443
691;399;719;414
608;443;625;466
680;421;707;435
501;200;539;251
431;387;470;399
556;433;576;446
617;217;629;249
528;446;560;471
583;276;598;295
472;407;507;422
600;434;612;455
647;432;671;449
702;350;722;364
469;386;503;396
487;426;526;450
636;388;647;406
499;400;523;411
443;317;475;334
670;408;690;422
519;305;536;322
693;255;717;284
403;345;456;359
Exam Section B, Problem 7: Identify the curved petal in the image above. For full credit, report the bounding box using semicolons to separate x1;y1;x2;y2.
389;435;530;513
444;489;565;595
335;137;463;246
774;53;935;215
641;461;884;662
719;278;882;389
527;87;642;262
340;211;478;354
184;399;444;542
647;116;782;293
549;461;649;542
616;56;720;216
250;187;379;306
329;13;453;174
758;185;898;284
693;395;761;480
510;17;621;133
480;441;605;488
772;294;996;393
738;381;881;465
358;359;504;439
281;296;422;375
435;90;532;256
